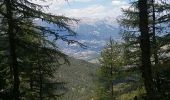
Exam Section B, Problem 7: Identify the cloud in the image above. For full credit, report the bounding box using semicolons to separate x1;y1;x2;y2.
73;0;95;3
112;0;123;5
64;5;106;18
32;0;129;24
33;0;128;17
32;0;94;7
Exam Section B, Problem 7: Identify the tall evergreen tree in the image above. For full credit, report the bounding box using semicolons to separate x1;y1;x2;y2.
0;0;81;99
119;0;170;98
4;0;20;99
138;0;155;98
96;39;124;100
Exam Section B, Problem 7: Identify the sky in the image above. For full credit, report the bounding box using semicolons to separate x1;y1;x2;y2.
33;0;129;24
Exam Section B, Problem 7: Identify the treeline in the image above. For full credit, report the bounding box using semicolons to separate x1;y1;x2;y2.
95;0;170;100
0;0;80;100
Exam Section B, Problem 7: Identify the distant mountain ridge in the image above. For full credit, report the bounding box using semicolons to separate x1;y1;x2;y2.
58;20;121;62
36;19;121;62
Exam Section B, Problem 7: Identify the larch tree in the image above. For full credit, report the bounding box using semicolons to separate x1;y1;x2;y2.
138;0;155;99
0;0;82;100
96;38;124;100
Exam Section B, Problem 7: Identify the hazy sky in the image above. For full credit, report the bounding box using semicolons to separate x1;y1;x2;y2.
33;0;129;24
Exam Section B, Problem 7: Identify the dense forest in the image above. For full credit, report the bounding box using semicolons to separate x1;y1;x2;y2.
0;0;170;100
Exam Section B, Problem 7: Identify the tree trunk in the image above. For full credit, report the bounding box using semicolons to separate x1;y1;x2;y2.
138;0;155;99
151;0;159;65
39;67;43;100
37;46;43;100
110;65;113;96
151;0;162;94
5;0;20;99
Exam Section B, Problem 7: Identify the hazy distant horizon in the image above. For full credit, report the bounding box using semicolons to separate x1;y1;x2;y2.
34;0;129;62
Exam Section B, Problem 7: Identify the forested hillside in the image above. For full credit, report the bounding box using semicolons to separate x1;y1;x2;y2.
55;57;98;100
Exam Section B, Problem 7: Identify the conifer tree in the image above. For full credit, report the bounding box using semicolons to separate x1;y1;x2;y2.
0;0;81;99
138;0;155;98
118;0;170;98
96;38;124;100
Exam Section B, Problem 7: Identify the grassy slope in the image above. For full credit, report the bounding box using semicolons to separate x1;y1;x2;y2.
55;57;98;100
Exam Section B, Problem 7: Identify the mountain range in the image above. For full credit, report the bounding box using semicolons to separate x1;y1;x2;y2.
57;19;121;63
36;18;121;63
